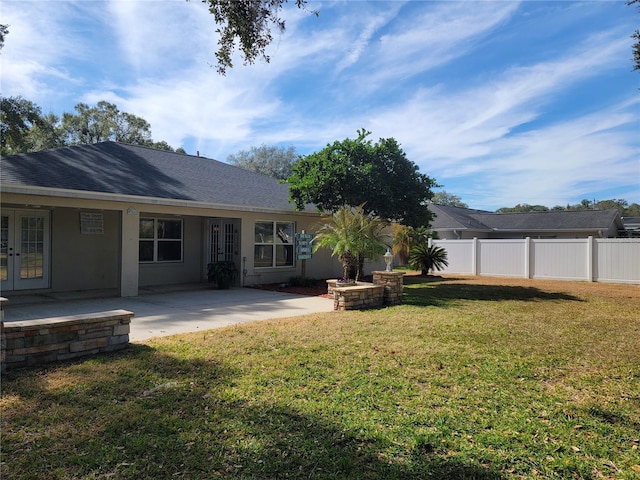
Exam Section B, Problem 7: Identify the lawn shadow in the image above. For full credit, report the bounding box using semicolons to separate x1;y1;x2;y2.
2;344;506;480
403;276;583;307
584;404;640;432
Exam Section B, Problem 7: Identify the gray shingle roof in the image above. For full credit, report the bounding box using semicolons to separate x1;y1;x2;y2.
428;204;492;231
474;209;621;231
1;142;299;212
428;203;622;232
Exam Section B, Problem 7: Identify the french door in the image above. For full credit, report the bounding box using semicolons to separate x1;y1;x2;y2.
209;219;238;264
0;209;50;291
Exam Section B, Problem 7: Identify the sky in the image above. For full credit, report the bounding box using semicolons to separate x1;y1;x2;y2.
1;0;639;211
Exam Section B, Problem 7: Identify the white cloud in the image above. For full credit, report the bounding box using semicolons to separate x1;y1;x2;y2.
0;0;637;209
0;2;86;102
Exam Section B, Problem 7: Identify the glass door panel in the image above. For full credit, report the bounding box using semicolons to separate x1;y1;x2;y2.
0;210;50;291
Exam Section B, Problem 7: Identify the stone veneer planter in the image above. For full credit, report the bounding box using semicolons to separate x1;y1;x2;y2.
327;271;404;311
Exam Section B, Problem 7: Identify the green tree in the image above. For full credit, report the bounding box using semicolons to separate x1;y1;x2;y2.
392;224;434;266
227;144;297;179
409;243;449;276
288;129;437;228
0;24;8;51
313;204;388;281
496;204;550;213
623;203;640;216
0;96;62;154
200;0;317;75
630;0;640;71
61;101;152;145
431;191;468;208
24;112;65;152
392;223;412;266
1;97;182;153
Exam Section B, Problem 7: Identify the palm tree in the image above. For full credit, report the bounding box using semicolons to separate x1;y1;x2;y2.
352;207;388;280
314;204;388;281
393;224;435;266
392;223;411;265
409;243;449;276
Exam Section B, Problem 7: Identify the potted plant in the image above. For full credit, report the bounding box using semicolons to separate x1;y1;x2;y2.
207;260;237;289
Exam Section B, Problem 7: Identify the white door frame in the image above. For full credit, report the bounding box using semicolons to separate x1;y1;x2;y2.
1;209;51;292
208;218;239;265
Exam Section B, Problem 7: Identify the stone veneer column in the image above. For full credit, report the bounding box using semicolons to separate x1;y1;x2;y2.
372;271;405;305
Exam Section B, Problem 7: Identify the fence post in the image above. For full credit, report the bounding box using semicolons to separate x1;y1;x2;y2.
524;237;531;279
472;237;478;276
587;236;594;282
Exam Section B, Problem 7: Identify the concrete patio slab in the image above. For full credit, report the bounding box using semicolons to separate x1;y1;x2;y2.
2;286;335;342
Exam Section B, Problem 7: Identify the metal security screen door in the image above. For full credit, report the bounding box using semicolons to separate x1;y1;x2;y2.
0;209;50;291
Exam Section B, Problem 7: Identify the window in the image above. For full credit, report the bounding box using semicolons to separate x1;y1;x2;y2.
254;221;294;268
139;218;183;262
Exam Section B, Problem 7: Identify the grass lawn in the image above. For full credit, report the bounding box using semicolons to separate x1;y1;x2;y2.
1;275;639;479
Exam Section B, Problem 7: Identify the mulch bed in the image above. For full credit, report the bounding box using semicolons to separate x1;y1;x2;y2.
250;280;332;298
250;273;415;299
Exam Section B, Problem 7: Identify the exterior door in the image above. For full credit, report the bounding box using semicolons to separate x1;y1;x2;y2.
209;219;238;264
0;209;50;292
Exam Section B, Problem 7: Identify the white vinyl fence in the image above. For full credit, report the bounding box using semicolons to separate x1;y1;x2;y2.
430;237;640;285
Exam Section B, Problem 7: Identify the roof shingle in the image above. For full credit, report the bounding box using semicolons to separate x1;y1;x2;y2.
1;142;298;211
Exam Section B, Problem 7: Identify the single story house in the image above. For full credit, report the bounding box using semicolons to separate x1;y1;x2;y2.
428;203;626;240
0;142;358;297
622;217;640;237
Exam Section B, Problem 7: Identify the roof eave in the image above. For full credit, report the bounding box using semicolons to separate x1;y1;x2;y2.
491;228;612;232
0;183;320;217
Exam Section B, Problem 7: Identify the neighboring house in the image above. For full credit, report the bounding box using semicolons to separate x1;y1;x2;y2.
428;203;626;240
622;217;640;237
0;142;349;297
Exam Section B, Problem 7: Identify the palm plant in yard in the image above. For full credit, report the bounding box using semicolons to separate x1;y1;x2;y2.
314;204;388;281
392;224;434;266
409;242;448;276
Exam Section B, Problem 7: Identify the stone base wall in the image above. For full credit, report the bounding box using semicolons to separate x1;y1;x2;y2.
327;271;405;311
372;271;405;305
333;284;384;310
326;280;370;296
1;309;133;372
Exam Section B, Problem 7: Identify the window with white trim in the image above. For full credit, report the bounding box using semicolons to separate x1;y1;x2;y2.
139;218;183;262
254;221;294;268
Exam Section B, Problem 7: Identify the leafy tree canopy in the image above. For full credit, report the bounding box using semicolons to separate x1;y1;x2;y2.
431;191;468;208
227;144;297;179
630;0;640;71
0;24;8;51
496;204;550;213
1;96;63;155
496;199;639;217
0;96;182;154
61;101;152;145
287;129;438;228
199;0;317;75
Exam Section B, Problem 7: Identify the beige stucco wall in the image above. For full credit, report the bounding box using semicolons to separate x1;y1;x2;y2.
51;207;120;291
238;212;344;286
1;190;389;295
138;215;205;287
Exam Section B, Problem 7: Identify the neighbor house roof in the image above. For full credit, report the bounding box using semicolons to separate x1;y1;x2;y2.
428;204;624;234
1;142;306;214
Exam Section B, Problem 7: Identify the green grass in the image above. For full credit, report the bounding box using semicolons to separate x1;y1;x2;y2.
2;275;639;479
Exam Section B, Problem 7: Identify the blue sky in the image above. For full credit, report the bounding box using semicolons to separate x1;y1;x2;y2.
1;0;639;211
